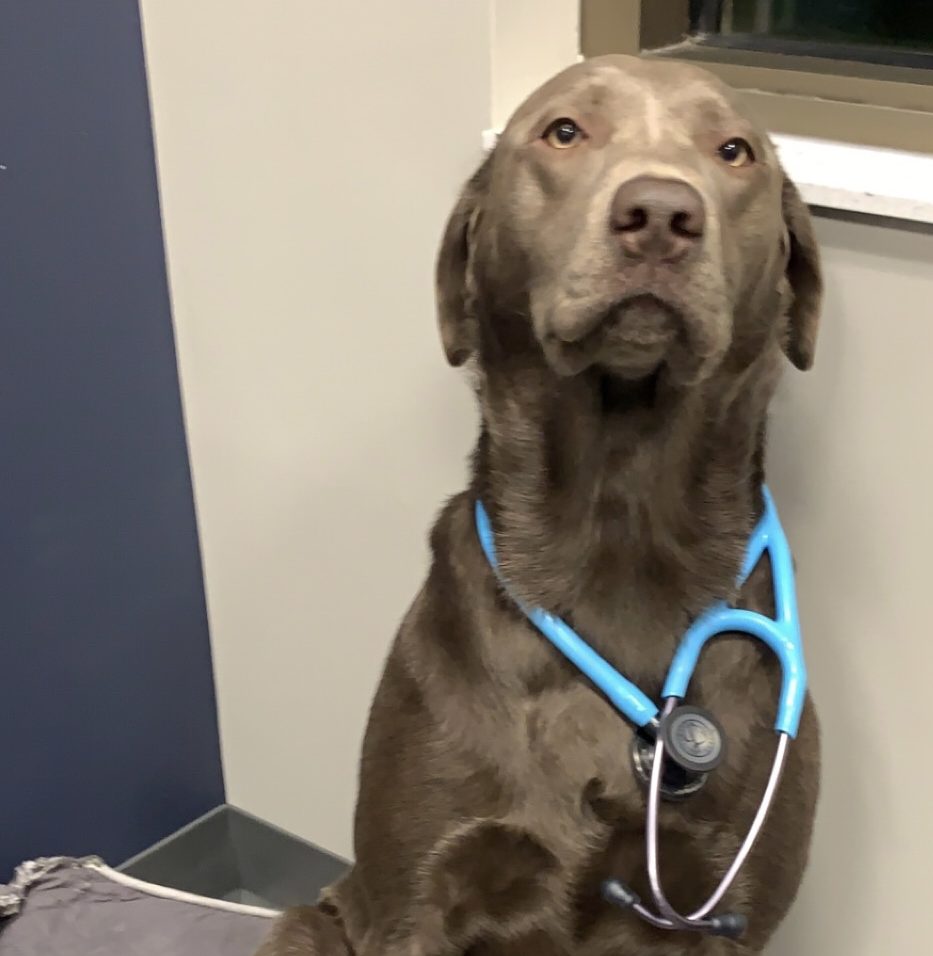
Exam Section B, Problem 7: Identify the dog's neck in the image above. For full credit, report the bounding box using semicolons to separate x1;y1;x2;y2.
470;351;781;633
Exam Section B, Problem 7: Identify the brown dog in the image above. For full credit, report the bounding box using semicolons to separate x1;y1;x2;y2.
257;54;822;955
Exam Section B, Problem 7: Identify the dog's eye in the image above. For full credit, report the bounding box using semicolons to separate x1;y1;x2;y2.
543;118;584;149
717;137;755;168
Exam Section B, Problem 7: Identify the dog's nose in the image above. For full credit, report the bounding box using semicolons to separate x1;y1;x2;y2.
610;176;706;262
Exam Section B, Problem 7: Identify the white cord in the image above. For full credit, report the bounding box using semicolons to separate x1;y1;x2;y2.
84;860;281;919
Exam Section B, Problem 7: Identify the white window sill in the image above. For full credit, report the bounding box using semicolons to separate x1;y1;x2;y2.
480;129;933;226
772;134;933;225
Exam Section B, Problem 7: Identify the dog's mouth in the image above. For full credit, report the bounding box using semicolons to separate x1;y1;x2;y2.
542;291;721;402
591;297;676;416
544;293;680;378
597;365;664;416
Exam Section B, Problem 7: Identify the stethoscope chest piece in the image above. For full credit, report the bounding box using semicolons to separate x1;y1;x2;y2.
630;705;725;800
631;733;706;801
661;705;726;775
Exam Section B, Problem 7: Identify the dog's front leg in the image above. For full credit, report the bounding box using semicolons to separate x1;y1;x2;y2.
253;904;353;956
253;820;567;956
401;819;567;954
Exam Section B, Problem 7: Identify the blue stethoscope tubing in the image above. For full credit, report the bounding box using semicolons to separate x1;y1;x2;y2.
474;486;806;739
474;486;808;937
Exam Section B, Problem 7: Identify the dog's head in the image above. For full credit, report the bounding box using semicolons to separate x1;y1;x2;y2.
436;56;821;407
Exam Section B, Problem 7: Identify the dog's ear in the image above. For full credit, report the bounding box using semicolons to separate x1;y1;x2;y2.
780;175;823;370
435;157;492;367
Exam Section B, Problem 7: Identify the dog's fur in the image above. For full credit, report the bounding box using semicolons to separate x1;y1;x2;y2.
257;55;822;955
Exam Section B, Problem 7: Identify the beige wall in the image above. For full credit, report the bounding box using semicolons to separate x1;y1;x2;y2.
142;2;933;950
766;215;933;954
491;0;579;128
140;0;489;858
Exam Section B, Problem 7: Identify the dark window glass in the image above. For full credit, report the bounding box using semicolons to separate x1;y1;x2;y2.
692;1;933;60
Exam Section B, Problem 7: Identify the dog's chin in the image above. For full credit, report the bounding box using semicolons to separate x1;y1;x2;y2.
542;294;719;398
543;294;678;376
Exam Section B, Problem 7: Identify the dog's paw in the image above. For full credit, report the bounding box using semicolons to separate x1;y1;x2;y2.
421;820;563;944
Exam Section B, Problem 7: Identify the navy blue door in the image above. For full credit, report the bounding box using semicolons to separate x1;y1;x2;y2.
0;1;225;877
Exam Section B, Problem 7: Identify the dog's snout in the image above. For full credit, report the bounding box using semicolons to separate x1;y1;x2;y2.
610;176;706;262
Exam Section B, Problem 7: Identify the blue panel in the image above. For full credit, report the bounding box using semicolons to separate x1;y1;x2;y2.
0;1;225;877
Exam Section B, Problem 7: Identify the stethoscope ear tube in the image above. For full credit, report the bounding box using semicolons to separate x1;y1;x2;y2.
662;490;808;741
606;698;792;939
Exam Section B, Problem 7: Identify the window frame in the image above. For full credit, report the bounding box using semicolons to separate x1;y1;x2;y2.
580;0;933;154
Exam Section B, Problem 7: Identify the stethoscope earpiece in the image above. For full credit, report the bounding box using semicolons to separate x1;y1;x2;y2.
708;912;749;939
601;878;640;910
601;877;748;940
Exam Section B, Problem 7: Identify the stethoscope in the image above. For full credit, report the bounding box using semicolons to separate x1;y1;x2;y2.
475;487;807;939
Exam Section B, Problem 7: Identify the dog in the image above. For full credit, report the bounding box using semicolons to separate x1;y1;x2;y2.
256;53;822;955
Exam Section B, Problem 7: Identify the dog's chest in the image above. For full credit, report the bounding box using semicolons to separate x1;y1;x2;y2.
476;548;776;835
501;598;770;828
512;674;653;841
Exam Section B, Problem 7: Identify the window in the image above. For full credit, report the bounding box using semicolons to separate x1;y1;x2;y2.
698;2;933;67
581;0;933;153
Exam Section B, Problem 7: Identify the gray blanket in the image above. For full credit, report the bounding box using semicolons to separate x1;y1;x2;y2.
0;857;277;955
